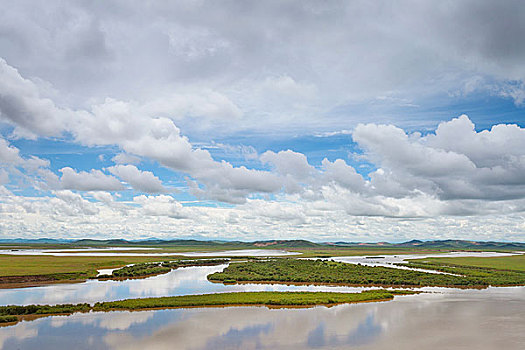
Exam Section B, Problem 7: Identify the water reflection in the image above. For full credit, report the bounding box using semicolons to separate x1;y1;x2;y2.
0;251;519;306
2;287;525;349
331;251;517;272
0;248;298;257
0;265;377;306
307;313;381;348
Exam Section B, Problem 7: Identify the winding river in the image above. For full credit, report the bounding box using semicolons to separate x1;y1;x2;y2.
1;251;524;349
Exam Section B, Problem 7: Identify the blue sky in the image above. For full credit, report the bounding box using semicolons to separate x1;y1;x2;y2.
1;1;525;241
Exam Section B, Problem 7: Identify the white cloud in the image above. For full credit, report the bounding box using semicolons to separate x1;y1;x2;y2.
353;115;525;202
59;167;124;191
321;158;365;192
261;150;316;181
112;153;141;165
1;0;525;241
0;137;21;164
51;190;99;216
108;165;166;193
133;195;190;219
0;62;281;202
0;58;69;139
0;169;9;185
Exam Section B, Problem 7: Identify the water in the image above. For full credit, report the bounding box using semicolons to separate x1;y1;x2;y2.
0;248;298;257
1;252;524;349
0;251;517;306
331;251;517;274
1;287;524;349
0;265;380;306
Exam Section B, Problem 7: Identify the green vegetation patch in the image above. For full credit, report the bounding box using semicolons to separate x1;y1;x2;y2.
93;290;401;311
208;258;525;287
0;315;18;324
0;255;173;279
101;259;230;279
0;303;91;317
0;290;411;326
400;254;525;286
408;254;525;272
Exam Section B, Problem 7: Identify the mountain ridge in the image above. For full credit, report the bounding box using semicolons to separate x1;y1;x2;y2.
0;238;524;249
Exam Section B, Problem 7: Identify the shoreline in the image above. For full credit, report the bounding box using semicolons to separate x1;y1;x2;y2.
208;278;510;290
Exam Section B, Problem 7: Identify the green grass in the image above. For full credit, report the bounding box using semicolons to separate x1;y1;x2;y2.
0;255;177;277
93;290;405;310
398;254;525;286
0;315;18;323
0;303;91;317
208;258;525;287
408;254;525;272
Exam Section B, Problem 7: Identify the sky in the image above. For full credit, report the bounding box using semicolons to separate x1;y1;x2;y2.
1;0;525;242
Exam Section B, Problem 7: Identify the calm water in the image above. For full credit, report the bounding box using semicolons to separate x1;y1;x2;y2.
0;251;517;306
1;287;524;350
0;248;298;257
331;251;517;274
0;265;380;306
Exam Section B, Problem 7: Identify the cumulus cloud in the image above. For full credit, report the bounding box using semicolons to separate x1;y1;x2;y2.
59;167;124;191
0;60;282;203
2;1;525;240
321;159;366;192
108;165;166;193
0;58;69;139
354;115;525;202
133;195;190;219
112;153;141;165
0;137;21;164
51;190;99;216
261;150;316;181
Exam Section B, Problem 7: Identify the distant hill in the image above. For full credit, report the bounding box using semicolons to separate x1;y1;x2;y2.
393;239;525;250
1;238;524;250
0;238;73;244
253;240;321;248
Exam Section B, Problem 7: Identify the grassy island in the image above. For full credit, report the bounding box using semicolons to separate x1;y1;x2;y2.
99;259;229;279
93;290;410;310
0;290;411;326
207;258;525;287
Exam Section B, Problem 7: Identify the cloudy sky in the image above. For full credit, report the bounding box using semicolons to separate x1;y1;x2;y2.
1;0;525;242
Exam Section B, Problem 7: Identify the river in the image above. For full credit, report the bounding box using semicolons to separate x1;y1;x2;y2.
0;251;523;349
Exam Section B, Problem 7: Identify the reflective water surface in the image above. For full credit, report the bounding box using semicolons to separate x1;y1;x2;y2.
0;265;381;306
0;251;517;306
331;251;517;274
0;248;298;257
1;287;524;350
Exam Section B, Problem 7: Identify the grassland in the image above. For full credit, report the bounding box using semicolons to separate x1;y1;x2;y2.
0;243;449;286
93;290;411;310
406;254;525;272
0;290;412;326
0;254;185;286
1;241;523;288
398;254;525;286
208;258;525;287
